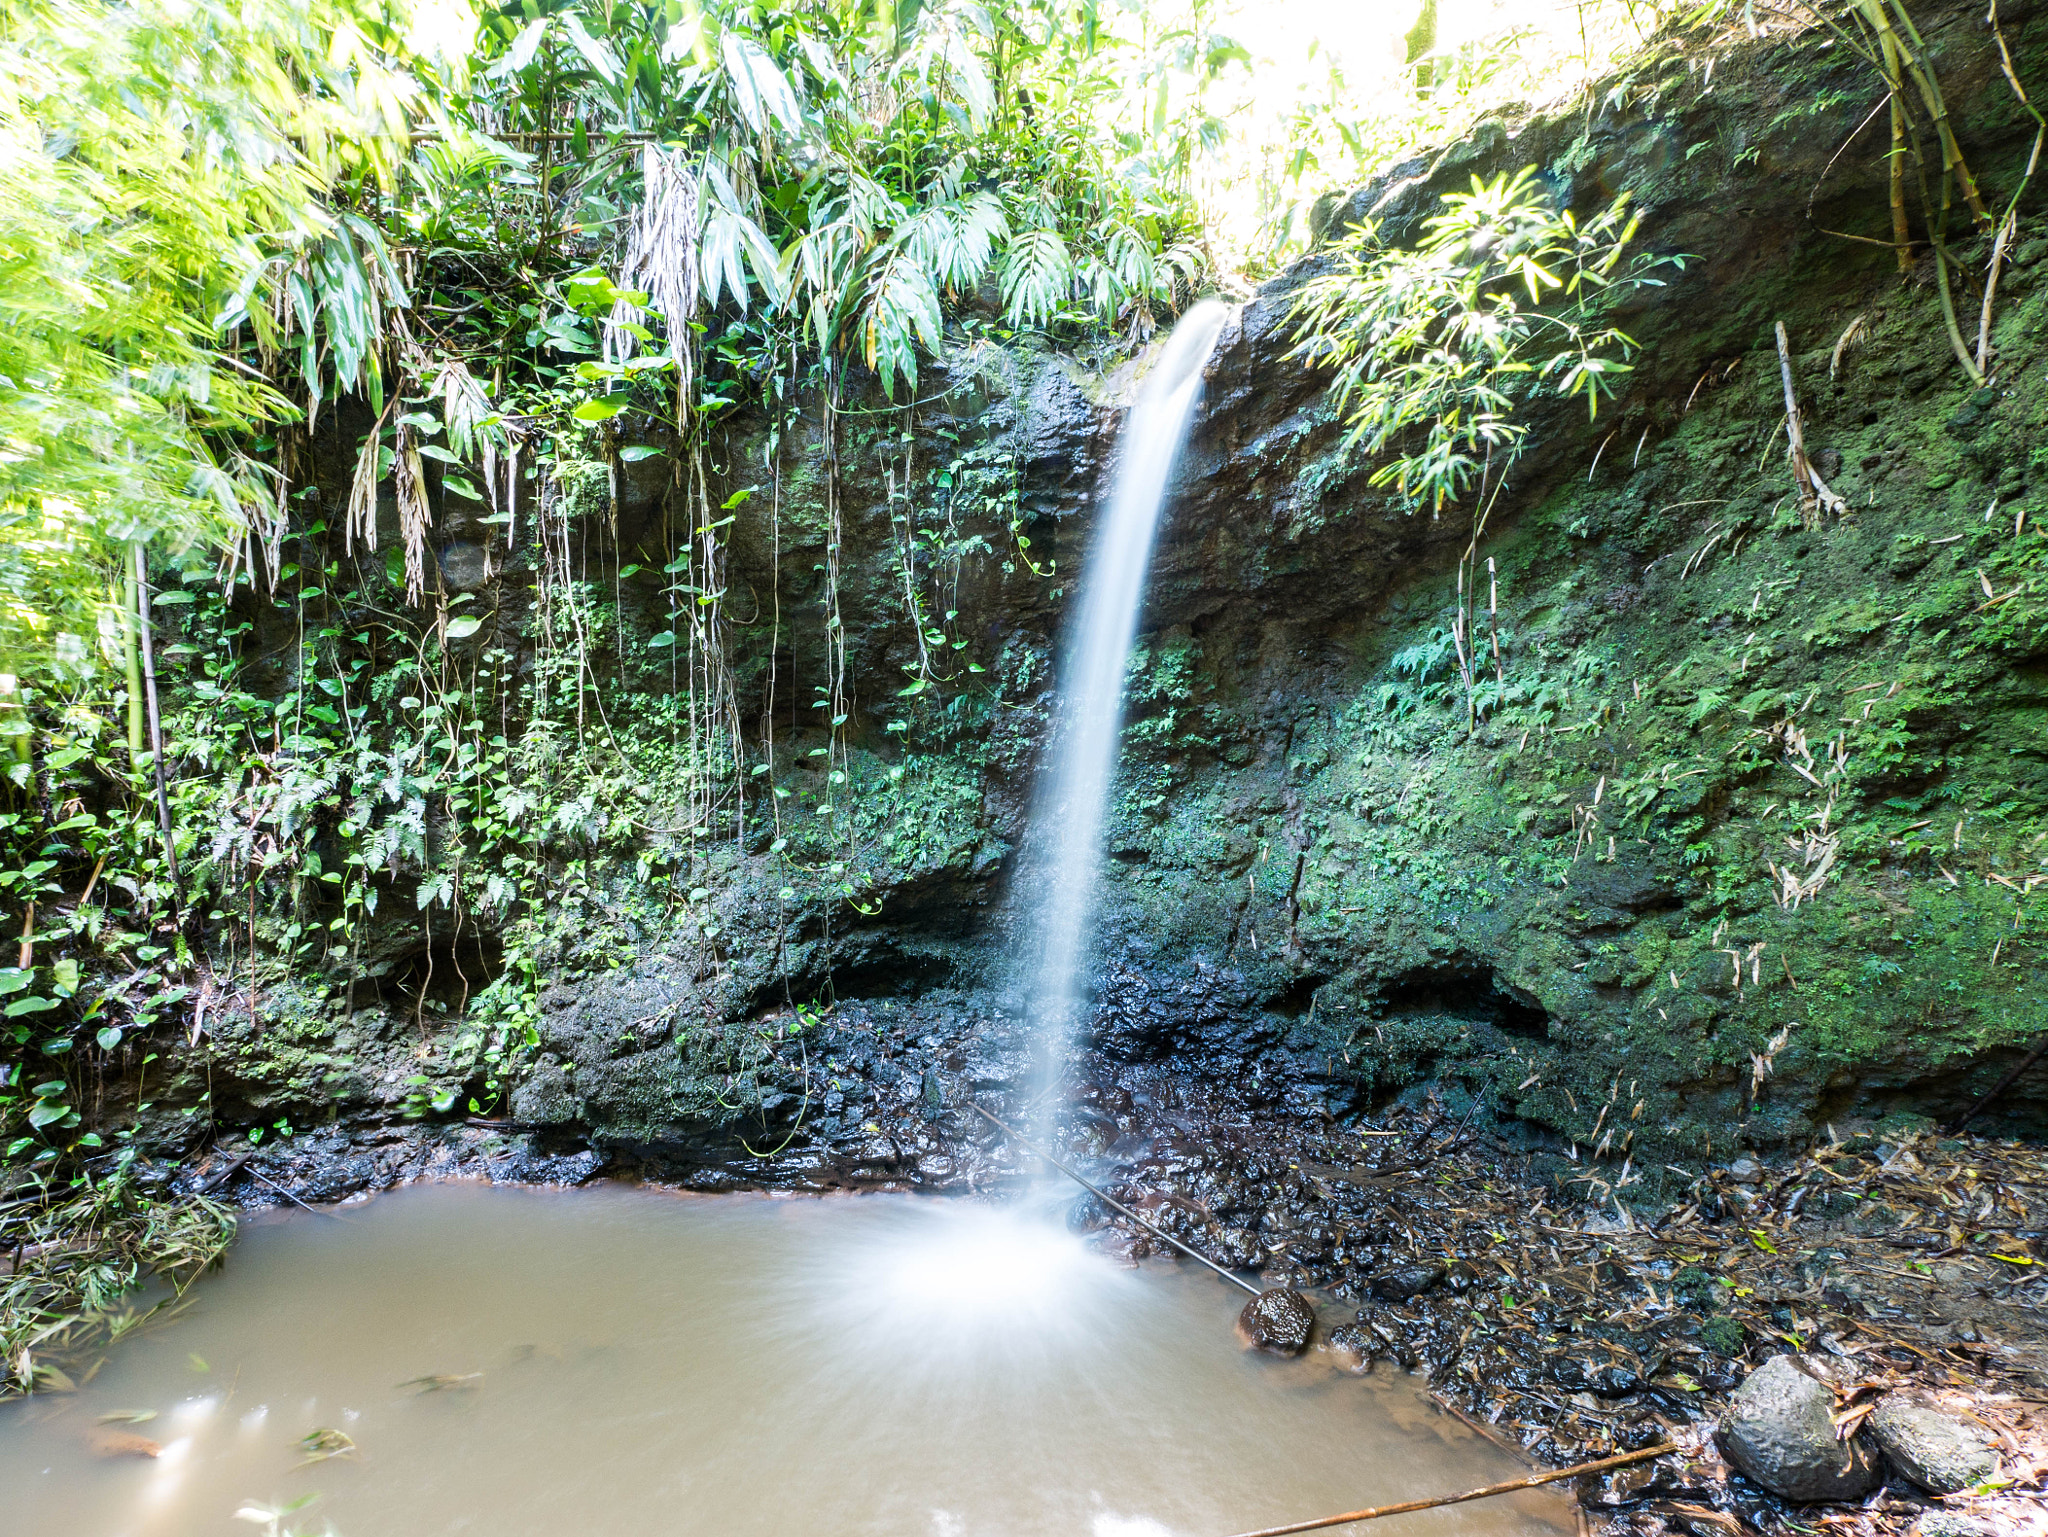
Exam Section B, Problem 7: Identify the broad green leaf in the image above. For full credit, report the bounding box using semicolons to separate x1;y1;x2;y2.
720;32;802;134
489;16;549;78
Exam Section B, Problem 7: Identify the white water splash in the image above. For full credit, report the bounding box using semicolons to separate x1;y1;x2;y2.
1016;301;1231;1117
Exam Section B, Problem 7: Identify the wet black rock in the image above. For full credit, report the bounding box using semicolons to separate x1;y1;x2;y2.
1552;1355;1596;1390
1368;1262;1446;1300
1868;1395;1997;1495
1442;1260;1484;1293
1595;1363;1644;1398
1237;1287;1315;1356
1720;1355;1881;1502
1611;1414;1673;1451
1553;1356;1641;1398
1067;1195;1109;1232
1208;1225;1267;1270
1325;1322;1374;1373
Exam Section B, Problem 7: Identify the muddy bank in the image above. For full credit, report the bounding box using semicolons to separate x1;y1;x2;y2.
1077;1108;2048;1536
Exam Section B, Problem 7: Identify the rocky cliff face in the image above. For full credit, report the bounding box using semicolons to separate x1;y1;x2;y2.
180;0;2048;1195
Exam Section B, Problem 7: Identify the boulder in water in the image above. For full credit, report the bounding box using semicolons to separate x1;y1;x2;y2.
1325;1322;1374;1373
1237;1287;1315;1356
1719;1355;1880;1501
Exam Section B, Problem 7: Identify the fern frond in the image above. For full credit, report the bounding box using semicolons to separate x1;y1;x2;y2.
900;189;1007;293
1000;228;1072;327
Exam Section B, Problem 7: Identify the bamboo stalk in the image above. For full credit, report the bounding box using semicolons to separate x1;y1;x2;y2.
1930;237;1987;385
1217;1443;1677;1537
1977;211;2018;372
0;672;27;766
116;570;143;760
130;544;182;916
1869;0;1990;227
1978;0;2046;369
1888;93;1912;270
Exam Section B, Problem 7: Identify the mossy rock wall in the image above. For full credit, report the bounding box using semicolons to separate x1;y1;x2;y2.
180;0;2048;1173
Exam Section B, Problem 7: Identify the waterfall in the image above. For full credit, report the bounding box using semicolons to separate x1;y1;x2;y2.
1016;300;1231;1130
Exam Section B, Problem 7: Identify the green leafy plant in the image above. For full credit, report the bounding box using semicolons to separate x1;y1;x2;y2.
0;0;462;674
1290;167;1664;514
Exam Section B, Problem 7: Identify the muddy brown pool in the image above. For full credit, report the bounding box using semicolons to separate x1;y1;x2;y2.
0;1183;1570;1536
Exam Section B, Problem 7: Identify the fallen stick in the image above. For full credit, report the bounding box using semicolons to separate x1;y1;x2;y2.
1216;1442;1677;1537
968;1103;1261;1296
195;1149;254;1195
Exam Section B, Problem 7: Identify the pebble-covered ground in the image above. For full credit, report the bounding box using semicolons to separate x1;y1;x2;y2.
1048;1093;2048;1536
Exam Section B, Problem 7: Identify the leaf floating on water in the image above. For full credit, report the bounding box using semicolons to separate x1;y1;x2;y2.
96;1409;158;1424
296;1427;357;1465
91;1431;162;1458
397;1372;483;1392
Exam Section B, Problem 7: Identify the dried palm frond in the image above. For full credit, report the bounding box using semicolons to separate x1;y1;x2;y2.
607;143;702;369
0;1174;233;1401
345;403;395;556
392;422;432;606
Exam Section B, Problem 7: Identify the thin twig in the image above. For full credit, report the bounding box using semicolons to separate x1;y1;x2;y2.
243;1166;340;1220
1945;1034;2048;1134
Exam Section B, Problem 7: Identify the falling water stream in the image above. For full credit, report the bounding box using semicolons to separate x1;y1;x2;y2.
1017;300;1233;1112
0;1184;1569;1536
